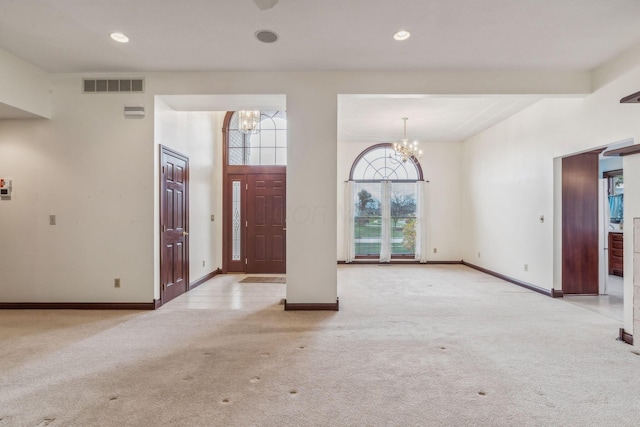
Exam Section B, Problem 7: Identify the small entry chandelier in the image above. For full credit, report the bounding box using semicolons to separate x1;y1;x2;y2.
238;110;261;134
391;117;422;162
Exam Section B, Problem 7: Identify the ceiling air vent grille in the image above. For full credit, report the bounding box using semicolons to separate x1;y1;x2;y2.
83;78;145;93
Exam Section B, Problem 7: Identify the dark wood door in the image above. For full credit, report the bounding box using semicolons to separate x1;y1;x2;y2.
247;174;286;273
160;146;189;304
562;151;599;295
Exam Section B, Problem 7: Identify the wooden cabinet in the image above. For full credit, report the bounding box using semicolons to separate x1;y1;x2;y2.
608;232;623;277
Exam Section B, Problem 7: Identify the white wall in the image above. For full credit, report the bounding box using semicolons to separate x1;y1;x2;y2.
0;71;342;305
0;67;616;307
337;140;462;261
600;156;623;174
286;90;338;304
0;48;51;119
0;73;154;302
154;99;221;283
461;50;640;334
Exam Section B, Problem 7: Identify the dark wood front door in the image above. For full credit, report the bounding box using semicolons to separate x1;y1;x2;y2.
562;151;599;295
160;146;189;304
247;174;286;273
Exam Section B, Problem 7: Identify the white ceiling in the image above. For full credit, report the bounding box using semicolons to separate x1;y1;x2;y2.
2;0;640;72
160;95;287;112
338;95;542;142
159;93;543;143
0;102;43;120
3;0;640;140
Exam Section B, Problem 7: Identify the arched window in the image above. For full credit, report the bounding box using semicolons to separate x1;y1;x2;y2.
349;143;423;259
350;143;423;181
227;111;287;166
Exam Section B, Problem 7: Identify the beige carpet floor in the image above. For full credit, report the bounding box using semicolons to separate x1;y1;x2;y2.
1;265;639;426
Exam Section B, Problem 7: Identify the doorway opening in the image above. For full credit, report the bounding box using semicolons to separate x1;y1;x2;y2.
557;139;631;322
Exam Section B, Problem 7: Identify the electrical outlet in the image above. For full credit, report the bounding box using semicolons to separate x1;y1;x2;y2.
524;264;528;272
202;260;205;267
433;248;437;253
114;278;121;288
211;215;215;221
477;252;481;258
49;215;56;225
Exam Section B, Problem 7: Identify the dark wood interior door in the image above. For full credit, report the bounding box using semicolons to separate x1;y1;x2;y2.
247;173;286;273
160;147;189;304
562;151;599;295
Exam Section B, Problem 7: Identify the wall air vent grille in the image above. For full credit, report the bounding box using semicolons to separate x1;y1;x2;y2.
83;78;145;93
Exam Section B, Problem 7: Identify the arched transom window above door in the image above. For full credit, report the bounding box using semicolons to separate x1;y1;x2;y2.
350;143;423;181
226;111;287;166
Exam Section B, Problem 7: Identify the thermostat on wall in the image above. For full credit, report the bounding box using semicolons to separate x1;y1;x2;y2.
0;178;13;199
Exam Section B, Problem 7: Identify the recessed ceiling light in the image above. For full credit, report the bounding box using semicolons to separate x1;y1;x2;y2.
110;32;129;43
393;30;411;41
255;30;279;43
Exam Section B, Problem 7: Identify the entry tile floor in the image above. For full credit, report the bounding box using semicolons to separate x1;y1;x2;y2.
563;275;624;323
163;273;286;311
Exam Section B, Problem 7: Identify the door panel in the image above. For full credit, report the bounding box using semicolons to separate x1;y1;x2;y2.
255;235;266;261
272;235;284;261
247;174;286;273
256;196;266;225
562;151;599;295
160;147;189;304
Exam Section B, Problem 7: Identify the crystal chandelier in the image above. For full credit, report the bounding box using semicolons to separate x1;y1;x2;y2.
238;110;260;134
391;117;422;162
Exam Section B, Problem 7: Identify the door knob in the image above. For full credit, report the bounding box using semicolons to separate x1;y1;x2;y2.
183;231;189;236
